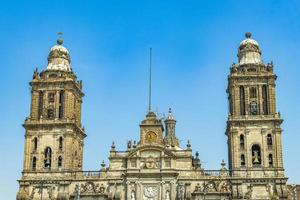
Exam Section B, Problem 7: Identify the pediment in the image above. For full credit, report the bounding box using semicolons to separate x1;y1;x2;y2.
128;144;176;159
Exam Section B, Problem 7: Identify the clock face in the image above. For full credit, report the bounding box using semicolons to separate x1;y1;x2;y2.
146;131;157;143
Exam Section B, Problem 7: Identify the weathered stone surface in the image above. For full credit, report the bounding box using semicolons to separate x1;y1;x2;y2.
17;34;296;200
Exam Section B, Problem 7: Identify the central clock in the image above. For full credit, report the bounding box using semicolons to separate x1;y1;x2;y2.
145;131;157;143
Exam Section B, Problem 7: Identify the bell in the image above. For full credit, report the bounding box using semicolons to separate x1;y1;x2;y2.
253;151;260;164
45;159;51;168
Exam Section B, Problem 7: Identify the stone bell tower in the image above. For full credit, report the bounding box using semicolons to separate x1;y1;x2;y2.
226;32;288;199
164;108;179;147
22;36;85;174
139;111;164;145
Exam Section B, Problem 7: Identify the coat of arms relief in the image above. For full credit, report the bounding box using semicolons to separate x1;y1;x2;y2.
143;186;158;200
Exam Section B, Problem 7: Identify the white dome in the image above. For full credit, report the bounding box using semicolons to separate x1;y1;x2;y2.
239;38;259;47
238;32;262;65
46;38;71;71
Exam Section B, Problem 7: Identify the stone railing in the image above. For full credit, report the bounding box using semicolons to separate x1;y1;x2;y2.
228;113;281;121
201;168;285;178
22;168;285;180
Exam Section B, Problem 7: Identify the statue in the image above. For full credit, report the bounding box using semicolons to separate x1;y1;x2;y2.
178;184;185;200
250;101;258;115
75;184;80;200
244;184;253;200
166;190;170;200
127;140;132;149
33;68;39;79
131;190;135;200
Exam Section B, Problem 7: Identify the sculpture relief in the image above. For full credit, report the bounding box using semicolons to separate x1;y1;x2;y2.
131;190;135;200
178;183;185;200
143;186;158;200
141;156;160;169
166;190;170;200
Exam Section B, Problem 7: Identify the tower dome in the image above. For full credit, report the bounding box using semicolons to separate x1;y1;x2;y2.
238;32;262;65
46;36;71;71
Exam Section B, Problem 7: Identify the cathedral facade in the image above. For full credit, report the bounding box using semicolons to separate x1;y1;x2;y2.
16;33;298;200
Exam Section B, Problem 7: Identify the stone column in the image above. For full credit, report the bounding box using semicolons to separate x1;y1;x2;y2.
24;135;31;170
30;90;39;119
245;129;250;168
126;181;131;200
274;128;283;169
269;83;276;115
55;90;60;119
261;128;267;167
232;130;238;169
245;86;250;115
135;181;141;200
258;85;263;115
234;85;240;116
171;180;177;200
160;181;165;200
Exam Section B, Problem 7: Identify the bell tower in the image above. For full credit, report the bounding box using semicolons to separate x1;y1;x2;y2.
22;36;85;174
164;108;179;147
226;32;287;199
139;111;164;145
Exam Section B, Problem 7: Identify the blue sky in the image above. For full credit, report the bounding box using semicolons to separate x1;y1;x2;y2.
0;0;300;198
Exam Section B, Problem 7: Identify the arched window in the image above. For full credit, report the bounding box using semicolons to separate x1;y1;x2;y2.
38;91;43;118
262;85;269;115
268;154;273;166
267;134;273;146
241;154;245;166
32;157;37;170
240;134;245;148
58;90;64;119
59;137;63;151
58;156;63;168
250;87;257;98
252;144;261;165
33;137;38;151
240;86;246;115
44;147;52;169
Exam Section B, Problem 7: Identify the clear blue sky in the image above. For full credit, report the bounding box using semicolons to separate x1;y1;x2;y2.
0;0;299;198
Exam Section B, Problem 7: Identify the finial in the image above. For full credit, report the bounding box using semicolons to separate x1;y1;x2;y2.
245;32;251;38
166;107;176;120
111;141;116;151
221;159;226;167
101;160;106;168
57;32;63;45
186;140;191;149
127;140;132;149
195;151;199;158
220;159;226;171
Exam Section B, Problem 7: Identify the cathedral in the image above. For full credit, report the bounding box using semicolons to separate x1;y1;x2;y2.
16;33;299;200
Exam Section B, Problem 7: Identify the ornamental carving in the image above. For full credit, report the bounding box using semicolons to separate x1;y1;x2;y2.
80;182;106;194
140;156;160;169
143;186;158;200
204;181;217;192
177;183;185;200
48;48;70;63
